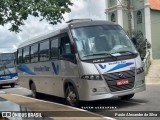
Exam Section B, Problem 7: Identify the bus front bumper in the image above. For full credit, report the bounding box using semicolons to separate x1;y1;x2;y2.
79;83;145;101
0;77;18;86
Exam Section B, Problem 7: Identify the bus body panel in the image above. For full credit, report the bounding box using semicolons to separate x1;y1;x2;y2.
18;60;79;97
76;56;145;101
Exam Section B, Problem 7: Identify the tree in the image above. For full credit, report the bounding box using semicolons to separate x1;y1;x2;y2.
132;30;151;60
127;0;132;38
0;0;73;32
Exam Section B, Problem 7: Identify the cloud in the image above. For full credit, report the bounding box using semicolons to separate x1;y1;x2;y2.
65;0;106;21
0;0;106;53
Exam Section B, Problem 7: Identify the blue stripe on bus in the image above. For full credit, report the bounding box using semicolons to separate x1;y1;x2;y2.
51;62;59;75
107;62;134;72
0;73;17;80
18;65;36;75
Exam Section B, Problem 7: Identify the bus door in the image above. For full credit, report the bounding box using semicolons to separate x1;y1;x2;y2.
59;33;78;77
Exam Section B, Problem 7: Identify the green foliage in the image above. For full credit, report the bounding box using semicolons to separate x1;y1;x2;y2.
132;31;150;60
0;0;73;32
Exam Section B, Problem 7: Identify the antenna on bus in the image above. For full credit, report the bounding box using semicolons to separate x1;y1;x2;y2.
66;18;92;23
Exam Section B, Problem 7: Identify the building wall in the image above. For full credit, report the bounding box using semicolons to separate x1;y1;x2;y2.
122;11;128;31
132;0;144;10
133;9;146;37
108;0;117;7
150;10;160;59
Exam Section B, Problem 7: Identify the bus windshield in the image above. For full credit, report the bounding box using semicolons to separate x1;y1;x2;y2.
0;53;15;61
0;53;16;75
72;25;137;60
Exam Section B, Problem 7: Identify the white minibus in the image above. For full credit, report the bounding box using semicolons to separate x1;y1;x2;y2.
17;19;145;107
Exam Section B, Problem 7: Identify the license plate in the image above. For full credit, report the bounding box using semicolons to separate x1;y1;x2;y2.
116;79;129;86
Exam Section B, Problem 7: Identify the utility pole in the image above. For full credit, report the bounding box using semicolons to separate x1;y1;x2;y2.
127;0;132;38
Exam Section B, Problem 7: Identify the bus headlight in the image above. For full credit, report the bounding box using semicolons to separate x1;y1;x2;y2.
12;76;18;79
81;75;102;80
136;67;144;74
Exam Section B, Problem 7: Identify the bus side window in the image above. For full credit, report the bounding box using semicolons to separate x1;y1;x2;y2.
18;49;23;64
31;44;38;63
23;46;30;63
60;35;76;63
39;40;49;61
50;38;59;59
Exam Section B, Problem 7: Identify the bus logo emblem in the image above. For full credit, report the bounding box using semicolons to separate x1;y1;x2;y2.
118;73;125;78
51;62;59;75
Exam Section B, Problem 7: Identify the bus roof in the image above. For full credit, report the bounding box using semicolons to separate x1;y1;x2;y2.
18;20;116;49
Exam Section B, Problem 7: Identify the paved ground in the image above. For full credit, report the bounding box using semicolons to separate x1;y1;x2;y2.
146;60;160;85
0;85;32;96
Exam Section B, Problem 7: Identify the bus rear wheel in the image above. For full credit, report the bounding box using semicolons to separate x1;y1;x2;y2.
30;83;37;98
119;93;135;100
10;83;15;88
65;85;79;107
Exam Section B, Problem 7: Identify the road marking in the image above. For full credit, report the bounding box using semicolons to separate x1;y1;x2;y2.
118;100;145;105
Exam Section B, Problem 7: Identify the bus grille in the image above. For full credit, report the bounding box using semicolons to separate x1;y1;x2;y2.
103;70;135;92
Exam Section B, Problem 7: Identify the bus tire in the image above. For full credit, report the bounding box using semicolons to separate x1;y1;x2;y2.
10;83;15;88
119;93;135;100
65;85;79;107
30;83;37;98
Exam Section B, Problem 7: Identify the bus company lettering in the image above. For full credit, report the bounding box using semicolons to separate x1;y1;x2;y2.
34;66;50;72
108;61;126;65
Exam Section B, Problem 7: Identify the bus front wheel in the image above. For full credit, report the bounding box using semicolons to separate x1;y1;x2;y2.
65;85;79;107
10;83;15;88
119;93;135;100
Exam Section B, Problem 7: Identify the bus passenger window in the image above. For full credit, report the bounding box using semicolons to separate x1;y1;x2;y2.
31;44;38;62
39;40;49;61
50;38;58;59
18;49;22;64
60;36;72;55
23;46;30;63
60;35;76;63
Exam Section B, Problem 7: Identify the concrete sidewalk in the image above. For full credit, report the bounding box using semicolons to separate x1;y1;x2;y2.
0;94;115;120
145;60;160;85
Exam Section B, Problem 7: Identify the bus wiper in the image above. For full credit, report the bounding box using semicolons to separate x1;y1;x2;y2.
111;51;137;55
83;52;117;60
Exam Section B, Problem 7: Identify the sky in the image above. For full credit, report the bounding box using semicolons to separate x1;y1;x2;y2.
0;0;106;53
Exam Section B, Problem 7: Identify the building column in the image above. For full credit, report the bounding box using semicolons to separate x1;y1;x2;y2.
131;10;134;30
144;2;153;59
117;0;123;27
105;0;109;21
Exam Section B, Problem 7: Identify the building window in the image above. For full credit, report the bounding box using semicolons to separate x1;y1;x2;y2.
111;13;116;22
39;40;49;61
137;11;142;24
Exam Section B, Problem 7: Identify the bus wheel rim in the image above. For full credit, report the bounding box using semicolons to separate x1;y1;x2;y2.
67;90;77;106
